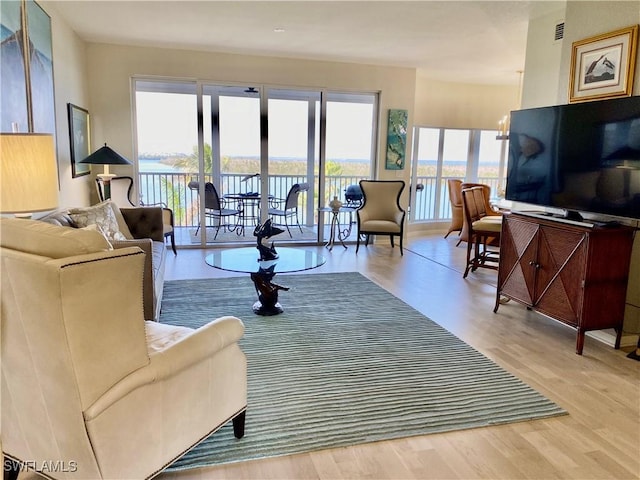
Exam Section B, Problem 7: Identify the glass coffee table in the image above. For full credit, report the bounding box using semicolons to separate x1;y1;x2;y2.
205;247;326;316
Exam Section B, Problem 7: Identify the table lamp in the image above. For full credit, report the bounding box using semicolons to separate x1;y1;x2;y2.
0;133;59;217
79;143;132;199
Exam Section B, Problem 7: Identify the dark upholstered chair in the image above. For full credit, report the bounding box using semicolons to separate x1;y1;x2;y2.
97;176;177;255
356;180;406;255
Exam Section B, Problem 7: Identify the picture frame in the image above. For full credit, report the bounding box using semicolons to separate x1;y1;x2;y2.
1;0;55;134
385;109;408;170
68;103;91;178
569;25;638;103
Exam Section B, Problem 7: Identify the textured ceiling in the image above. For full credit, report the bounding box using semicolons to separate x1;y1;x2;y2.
47;0;566;85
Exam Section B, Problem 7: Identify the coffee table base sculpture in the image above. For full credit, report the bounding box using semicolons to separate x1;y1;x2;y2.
250;265;290;315
205;246;326;316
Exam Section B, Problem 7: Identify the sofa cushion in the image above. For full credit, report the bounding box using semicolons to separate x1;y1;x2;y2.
69;200;127;241
80;223;114;248
0;218;112;258
110;202;134;239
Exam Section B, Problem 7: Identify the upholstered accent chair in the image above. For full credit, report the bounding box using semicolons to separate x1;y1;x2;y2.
268;183;310;237
458;182;501;246
444;179;463;239
1;218;247;479
356;180;406;255
461;186;503;278
97;175;177;255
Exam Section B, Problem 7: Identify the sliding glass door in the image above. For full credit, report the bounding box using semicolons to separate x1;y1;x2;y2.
266;89;320;240
134;78;378;248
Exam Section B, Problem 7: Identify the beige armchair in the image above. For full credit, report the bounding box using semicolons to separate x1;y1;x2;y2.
356;180;406;255
444;179;463;238
1;218;247;479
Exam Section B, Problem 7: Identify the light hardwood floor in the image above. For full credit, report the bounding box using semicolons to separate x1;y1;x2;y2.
19;233;639;480
157;233;639;480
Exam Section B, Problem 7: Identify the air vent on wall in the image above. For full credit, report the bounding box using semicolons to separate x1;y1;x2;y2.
554;22;565;41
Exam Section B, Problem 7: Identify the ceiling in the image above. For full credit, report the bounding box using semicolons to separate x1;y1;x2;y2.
47;1;566;86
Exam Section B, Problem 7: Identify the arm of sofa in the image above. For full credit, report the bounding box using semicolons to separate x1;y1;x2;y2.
120;207;165;242
111;238;155;321
84;316;245;420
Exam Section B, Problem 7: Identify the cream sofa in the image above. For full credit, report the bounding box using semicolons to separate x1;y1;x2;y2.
1;218;247;479
40;201;166;321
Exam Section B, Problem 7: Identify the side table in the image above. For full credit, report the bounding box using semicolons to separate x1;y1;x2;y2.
319;206;357;250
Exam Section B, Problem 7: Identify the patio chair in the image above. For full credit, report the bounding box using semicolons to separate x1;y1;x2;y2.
356;180;406;255
268;183;310;238
96;176;177;255
188;181;242;239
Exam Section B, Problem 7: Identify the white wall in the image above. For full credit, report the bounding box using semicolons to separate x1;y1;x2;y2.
84;42;417;198
414;77;519;129
38;4;542;210
41;1;92;209
521;1;640;108
520;5;566;108
557;1;640;105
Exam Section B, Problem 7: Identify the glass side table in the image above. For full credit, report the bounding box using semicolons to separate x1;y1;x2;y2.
206;247;326;315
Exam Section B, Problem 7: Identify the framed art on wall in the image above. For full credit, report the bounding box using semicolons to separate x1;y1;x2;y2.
385;109;408;170
27;0;56;133
0;0;55;133
68;103;90;178
569;25;638;103
0;0;28;132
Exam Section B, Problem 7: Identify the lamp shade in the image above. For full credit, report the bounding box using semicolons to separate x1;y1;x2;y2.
79;144;132;166
0;133;59;214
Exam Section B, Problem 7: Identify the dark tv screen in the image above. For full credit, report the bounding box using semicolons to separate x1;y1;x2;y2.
505;96;640;220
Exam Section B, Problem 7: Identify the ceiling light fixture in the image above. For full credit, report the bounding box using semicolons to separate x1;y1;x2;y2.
273;27;285;33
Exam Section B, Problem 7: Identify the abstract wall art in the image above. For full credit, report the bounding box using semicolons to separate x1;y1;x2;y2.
1;0;55;134
385;109;408;170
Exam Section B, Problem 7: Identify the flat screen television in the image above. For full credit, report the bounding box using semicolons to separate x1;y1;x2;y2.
505;96;640;221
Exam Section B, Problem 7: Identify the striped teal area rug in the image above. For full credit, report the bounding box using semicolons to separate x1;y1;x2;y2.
161;272;566;471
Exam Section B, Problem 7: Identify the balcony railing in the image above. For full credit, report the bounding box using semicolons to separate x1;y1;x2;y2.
138;172;503;229
138;173;369;229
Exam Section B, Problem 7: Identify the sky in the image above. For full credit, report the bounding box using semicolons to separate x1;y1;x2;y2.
135;92;375;160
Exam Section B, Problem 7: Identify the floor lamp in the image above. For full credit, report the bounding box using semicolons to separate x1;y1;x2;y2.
79;143;132;200
0;133;59;217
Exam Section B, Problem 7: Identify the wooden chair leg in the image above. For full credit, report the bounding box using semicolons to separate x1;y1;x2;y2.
472;235;483;272
233;410;246;439
463;236;474;278
3;458;19;480
168;232;177;255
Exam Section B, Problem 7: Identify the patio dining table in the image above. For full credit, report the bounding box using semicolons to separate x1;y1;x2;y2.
223;192;274;234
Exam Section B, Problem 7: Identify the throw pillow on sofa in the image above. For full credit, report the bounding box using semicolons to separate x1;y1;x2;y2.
69;200;127;241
